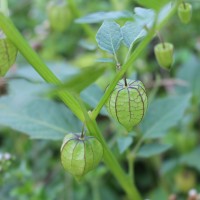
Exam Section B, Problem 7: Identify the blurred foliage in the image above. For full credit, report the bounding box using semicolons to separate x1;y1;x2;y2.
0;0;200;200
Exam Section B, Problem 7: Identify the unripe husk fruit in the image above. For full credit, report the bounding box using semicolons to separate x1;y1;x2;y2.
154;42;174;70
178;3;192;24
47;1;72;32
60;133;103;180
106;79;148;131
0;35;18;76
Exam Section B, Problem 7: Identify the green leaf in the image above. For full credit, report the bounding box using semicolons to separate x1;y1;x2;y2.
49;66;106;94
117;136;133;154
179;147;200;172
140;94;191;139
96;20;122;54
138;143;172;158
176;55;200;104
134;7;155;28
8;61;79;82
136;0;170;11
75;11;133;24
0;79;81;140
121;7;155;48
121;21;146;47
0;98;81;140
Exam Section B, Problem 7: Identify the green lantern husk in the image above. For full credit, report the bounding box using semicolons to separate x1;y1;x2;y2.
0;35;18;77
61;133;103;180
154;42;174;70
178;3;192;24
47;1;72;32
106;79;148;131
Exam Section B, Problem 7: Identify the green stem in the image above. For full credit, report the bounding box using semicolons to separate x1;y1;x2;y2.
127;151;135;184
91;0;181;120
110;0;120;10
67;0;95;41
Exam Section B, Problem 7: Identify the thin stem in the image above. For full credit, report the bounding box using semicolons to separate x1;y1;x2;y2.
123;44;133;65
113;50;120;66
127;151;134;184
157;31;166;48
124;76;127;86
182;1;186;9
110;0;120;10
81;123;85;138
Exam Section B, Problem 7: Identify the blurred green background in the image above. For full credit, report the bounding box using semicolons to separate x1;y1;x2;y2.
0;0;200;200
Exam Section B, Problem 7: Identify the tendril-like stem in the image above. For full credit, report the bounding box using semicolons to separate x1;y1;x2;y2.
157;31;166;49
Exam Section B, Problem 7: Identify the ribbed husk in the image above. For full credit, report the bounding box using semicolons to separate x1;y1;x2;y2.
154;42;174;70
47;1;71;32
60;133;103;180
178;3;192;24
0;37;17;76
106;79;148;131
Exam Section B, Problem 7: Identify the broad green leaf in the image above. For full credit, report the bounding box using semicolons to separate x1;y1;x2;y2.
3;79;51;108
0;98;81;140
117;136;133;154
0;79;81;140
96;20;122;54
140;94;191;139
138;143;172;158
49;66;106;94
179;147;200;171
7;61;79;82
134;7;155;28
136;0;170;11
176;55;200;104
121;8;155;48
121;21;146;47
75;11;133;24
78;39;97;51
